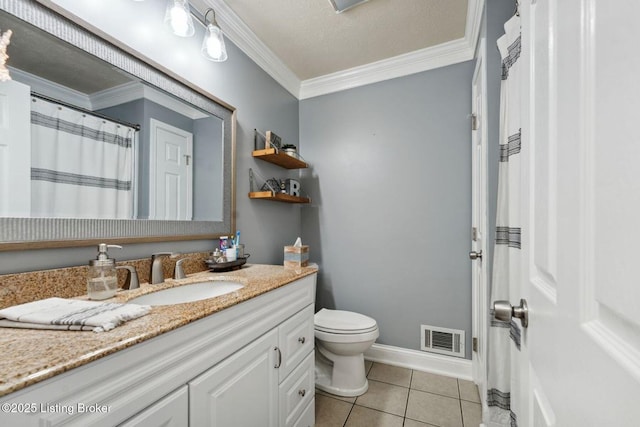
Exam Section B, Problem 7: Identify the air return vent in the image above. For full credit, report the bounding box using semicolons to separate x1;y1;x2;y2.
420;325;465;358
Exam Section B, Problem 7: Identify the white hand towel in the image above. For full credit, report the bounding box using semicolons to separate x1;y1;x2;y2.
0;297;150;332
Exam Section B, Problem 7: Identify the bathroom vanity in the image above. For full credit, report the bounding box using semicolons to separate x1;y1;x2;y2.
0;265;317;427
0;3;318;425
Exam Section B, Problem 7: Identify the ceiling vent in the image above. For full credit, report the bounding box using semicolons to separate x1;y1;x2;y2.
328;0;370;13
420;325;465;358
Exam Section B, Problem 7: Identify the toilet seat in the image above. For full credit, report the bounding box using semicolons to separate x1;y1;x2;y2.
315;324;378;334
314;308;377;334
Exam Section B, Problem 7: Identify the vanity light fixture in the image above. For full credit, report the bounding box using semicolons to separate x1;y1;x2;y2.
201;9;227;62
165;0;195;37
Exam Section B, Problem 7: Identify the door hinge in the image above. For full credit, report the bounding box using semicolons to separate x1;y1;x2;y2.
472;337;478;352
471;114;479;131
184;154;191;166
472;227;478;242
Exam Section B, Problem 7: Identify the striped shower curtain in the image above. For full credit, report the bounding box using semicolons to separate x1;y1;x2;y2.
486;14;521;427
30;97;136;219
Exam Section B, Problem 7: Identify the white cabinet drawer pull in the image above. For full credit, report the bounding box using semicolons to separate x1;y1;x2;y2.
298;389;306;397
298;336;306;344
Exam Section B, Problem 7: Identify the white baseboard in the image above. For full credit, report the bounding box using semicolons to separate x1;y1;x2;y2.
364;343;473;381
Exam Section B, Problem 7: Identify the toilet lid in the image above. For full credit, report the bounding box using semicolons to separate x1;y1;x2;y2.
314;308;377;334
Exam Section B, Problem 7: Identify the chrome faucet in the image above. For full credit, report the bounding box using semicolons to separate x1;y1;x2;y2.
115;265;140;290
174;257;192;280
150;252;174;284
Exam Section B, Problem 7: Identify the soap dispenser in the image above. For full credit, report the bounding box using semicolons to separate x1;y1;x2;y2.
87;243;122;300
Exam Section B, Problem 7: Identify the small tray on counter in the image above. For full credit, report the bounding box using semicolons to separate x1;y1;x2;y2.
205;256;249;272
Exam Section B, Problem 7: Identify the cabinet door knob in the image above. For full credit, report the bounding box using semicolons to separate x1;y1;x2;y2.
298;336;306;344
298;389;306;397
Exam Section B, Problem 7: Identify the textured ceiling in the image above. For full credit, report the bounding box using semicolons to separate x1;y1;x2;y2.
196;0;469;80
0;11;132;94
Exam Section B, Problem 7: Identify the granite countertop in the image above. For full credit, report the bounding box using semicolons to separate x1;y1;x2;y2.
0;264;317;398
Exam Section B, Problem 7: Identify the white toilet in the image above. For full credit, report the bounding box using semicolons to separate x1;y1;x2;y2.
314;308;379;397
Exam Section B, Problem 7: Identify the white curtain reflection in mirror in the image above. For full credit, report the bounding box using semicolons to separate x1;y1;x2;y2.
30;97;137;219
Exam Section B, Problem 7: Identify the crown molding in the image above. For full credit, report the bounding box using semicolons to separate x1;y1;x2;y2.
9;67;92;109
89;81;145;111
90;82;209;119
299;37;474;99
206;0;484;99
11;72;209;120
465;0;485;56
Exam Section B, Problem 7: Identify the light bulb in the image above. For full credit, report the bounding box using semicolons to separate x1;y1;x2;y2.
201;24;227;62
206;35;222;58
165;0;195;37
170;7;189;35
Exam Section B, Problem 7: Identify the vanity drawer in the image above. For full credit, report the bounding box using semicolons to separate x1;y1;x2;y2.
278;304;314;381
279;352;315;427
293;399;314;427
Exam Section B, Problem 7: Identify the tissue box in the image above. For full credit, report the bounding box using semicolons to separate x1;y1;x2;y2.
284;245;309;268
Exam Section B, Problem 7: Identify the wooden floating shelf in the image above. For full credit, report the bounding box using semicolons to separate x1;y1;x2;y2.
248;191;310;204
252;148;308;169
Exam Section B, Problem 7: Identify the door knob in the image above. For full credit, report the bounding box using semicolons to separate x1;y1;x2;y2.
493;299;528;328
469;250;483;260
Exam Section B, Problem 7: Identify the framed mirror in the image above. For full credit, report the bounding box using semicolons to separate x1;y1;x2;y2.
0;0;236;250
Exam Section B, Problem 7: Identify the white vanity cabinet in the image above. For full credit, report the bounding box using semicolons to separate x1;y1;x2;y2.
119;386;188;427
0;273;316;427
189;304;315;427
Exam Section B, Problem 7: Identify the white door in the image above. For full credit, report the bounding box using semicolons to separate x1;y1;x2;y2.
470;39;489;402
512;1;640;425
189;329;279;427
149;118;192;220
0;79;30;216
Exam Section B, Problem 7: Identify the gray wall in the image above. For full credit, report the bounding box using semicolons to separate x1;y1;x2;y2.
0;0;300;273
299;62;475;358
193;116;224;221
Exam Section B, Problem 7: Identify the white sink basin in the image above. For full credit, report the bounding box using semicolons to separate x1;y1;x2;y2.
128;281;244;306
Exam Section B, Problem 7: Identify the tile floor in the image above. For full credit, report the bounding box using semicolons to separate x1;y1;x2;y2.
315;361;482;427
